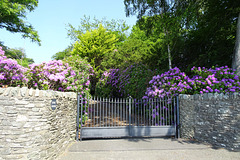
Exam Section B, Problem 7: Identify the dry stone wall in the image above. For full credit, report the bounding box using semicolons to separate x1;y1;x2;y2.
0;87;77;160
1;87;239;159
179;93;240;151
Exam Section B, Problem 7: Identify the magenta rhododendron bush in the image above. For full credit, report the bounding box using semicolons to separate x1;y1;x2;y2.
96;65;240;99
0;46;28;87
0;46;93;93
144;66;240;99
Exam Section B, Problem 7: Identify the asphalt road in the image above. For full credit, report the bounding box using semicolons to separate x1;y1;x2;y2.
57;138;240;160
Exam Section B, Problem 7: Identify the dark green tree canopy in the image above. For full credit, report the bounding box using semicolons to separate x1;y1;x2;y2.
124;0;176;18
51;46;73;60
0;0;40;45
124;0;240;71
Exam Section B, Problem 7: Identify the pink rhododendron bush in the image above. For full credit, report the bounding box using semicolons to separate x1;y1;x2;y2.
0;46;94;94
0;46;28;87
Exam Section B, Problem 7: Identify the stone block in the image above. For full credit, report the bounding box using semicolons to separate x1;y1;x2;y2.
35;89;39;97
31;108;40;112
0;96;9;100
1;120;11;126
218;108;230;114
15;100;29;105
27;151;40;160
1;148;11;155
1;101;14;106
223;93;230;99
7;110;17;114
10;87;19;97
0;88;6;95
3;88;11;96
28;88;33;96
20;87;28;97
202;93;209;100
16;115;28;122
208;93;214;100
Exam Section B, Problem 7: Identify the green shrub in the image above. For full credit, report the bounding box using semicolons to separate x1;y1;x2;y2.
95;63;158;98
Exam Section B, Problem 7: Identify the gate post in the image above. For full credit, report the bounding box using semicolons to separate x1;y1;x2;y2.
176;95;180;138
76;92;80;141
80;95;83;141
128;96;132;136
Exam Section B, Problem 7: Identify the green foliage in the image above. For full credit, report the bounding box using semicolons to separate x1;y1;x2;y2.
124;0;186;70
95;64;159;98
63;55;94;78
173;0;240;71
72;24;118;76
101;38;154;70
67;16;131;94
118;38;154;68
16;58;33;68
99;23;155;71
117;15;184;71
0;42;34;67
4;48;26;60
123;63;158;98
99;25;155;70
52;45;73;60
71;24;119;94
0;0;40;45
63;55;94;94
124;0;240;71
67;15;130;44
95;70;113;98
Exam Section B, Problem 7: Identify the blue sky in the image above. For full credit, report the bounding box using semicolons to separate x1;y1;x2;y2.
0;0;137;64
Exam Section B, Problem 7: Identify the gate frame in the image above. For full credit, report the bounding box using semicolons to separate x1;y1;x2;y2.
76;94;180;141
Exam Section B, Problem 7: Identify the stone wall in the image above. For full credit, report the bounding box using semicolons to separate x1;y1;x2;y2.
179;93;240;151
0;87;77;160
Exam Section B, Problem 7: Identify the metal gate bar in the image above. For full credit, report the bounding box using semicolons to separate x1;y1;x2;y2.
76;95;180;140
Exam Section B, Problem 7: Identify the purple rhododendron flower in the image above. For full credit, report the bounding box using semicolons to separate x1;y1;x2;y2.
66;86;72;90
143;66;240;99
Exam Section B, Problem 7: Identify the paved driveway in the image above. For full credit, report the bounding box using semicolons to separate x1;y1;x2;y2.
57;138;240;160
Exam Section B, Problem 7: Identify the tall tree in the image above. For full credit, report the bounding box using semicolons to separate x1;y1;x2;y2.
0;0;40;45
125;0;240;72
72;24;118;70
179;0;240;71
232;13;240;75
124;0;180;69
72;24;118;94
54;16;130;62
67;15;129;45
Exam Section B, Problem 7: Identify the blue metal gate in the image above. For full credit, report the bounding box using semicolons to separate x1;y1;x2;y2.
76;94;180;140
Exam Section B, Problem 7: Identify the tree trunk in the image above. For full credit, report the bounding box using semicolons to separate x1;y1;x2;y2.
164;29;172;70
167;44;172;69
232;13;240;75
